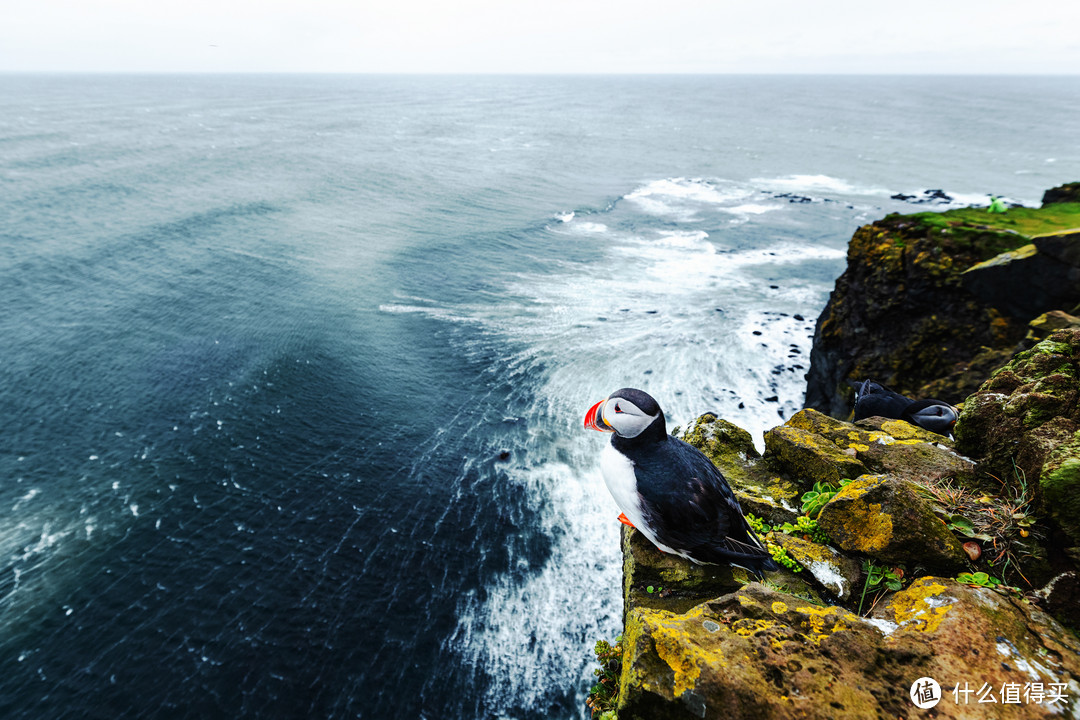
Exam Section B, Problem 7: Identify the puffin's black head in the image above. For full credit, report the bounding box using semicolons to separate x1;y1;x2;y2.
584;387;666;442
901;399;960;436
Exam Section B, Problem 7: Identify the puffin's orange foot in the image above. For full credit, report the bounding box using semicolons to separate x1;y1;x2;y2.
617;513;636;528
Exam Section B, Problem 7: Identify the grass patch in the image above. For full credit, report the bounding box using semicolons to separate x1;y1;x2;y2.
908;202;1080;239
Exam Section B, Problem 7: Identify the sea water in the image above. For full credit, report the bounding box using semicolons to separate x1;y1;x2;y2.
1;74;1077;718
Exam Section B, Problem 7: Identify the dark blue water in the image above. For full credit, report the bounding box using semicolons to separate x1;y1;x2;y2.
1;74;1077;719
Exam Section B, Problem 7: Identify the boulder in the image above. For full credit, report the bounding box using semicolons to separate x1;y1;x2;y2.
954;329;1080;545
771;408;977;489
622;524;746;618
762;424;868;488
961;233;1080;320
616;580;1080;720
1027;310;1080;345
816;475;967;572
771;533;861;601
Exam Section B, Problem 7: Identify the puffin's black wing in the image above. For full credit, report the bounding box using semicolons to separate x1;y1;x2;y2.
632;436;778;576
852;379;912;421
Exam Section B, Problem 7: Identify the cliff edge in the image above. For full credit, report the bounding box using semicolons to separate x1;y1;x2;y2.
591;186;1080;720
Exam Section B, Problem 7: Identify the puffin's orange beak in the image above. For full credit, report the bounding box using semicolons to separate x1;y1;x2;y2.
585;399;614;432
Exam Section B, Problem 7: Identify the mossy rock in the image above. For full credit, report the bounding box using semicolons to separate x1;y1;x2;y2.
771;533;861;601
777;409;977;490
955;329;1080;530
916;344;1018;401
617;585;901;720
622;525;746;617
680;413;760;470
816;475;966;572
762;423;867;489
615;579;1080;719
1041;432;1080;546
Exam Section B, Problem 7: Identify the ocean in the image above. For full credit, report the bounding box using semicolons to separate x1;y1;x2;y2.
1;74;1077;719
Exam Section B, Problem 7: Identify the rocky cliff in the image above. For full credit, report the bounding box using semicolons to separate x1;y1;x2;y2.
589;186;1080;720
804;190;1080;418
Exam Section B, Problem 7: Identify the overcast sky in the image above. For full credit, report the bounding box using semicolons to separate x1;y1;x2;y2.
2;0;1078;74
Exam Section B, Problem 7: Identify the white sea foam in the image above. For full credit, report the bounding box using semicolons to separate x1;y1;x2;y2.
436;176;845;713
726;203;781;216
624;177;753;220
751;173;887;196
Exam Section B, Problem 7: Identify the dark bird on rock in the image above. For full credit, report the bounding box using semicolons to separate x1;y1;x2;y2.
584;388;778;577
851;379;959;436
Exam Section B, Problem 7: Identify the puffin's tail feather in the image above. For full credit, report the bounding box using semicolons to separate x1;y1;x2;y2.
692;538;779;579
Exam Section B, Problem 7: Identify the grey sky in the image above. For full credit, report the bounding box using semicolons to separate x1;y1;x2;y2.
2;0;1078;73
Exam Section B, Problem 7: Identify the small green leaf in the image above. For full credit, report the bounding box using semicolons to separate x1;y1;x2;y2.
646;585;654;594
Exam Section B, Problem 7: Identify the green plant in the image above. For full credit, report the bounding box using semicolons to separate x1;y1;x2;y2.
858;560;904;615
780;515;831;544
957;571;1000;588
801;479;849;518
746;513;806;573
945;514;993;542
917;466;1041;588
769;543;801;573
586;638;622;718
745;513;771;536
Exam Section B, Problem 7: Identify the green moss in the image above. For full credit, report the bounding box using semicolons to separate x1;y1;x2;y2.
1041;457;1080;542
908;202;1080;245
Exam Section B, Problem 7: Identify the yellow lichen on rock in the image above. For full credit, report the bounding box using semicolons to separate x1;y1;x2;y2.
879;420;928;440
732;618;778;638
639;607;729;698
834;475;877;499
888;578;955;633
791;605;861;644
819;477;896;553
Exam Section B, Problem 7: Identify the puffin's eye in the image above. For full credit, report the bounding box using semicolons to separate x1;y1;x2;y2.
614;403;623;413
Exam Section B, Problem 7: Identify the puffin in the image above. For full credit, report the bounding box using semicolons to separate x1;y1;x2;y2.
851;379;959;436
584;387;778;577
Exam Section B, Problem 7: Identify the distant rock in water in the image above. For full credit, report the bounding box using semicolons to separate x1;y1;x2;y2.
890;188;953;204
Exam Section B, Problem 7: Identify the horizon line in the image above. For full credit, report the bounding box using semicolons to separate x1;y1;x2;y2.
3;69;1079;77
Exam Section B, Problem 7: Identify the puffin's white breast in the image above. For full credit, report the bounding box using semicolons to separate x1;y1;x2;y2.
599;444;682;557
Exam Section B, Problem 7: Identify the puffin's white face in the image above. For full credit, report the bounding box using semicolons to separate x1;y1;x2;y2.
599;396;656;439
